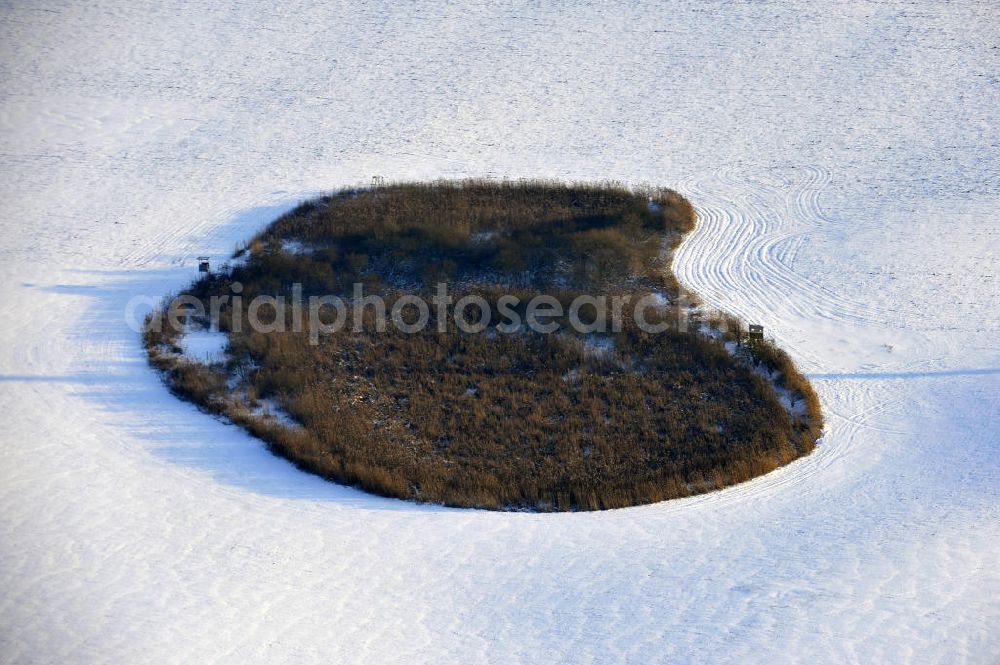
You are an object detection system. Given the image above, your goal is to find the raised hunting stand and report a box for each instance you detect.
[198,256,210,273]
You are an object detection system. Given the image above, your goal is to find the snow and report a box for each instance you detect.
[249,398,300,430]
[177,329,228,364]
[280,239,313,255]
[581,335,615,357]
[470,230,498,244]
[1,2,998,664]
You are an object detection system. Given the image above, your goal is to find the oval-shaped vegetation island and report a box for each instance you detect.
[145,180,822,510]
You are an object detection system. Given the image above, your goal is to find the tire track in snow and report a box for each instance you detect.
[657,167,888,510]
[673,166,884,329]
[117,207,222,269]
[652,381,901,514]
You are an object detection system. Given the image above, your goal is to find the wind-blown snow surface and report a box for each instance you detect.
[1,1,998,663]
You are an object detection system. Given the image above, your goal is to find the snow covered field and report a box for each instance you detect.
[1,1,997,663]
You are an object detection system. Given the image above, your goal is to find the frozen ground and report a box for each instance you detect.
[1,1,998,663]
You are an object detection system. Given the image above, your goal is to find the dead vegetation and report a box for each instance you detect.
[145,180,822,510]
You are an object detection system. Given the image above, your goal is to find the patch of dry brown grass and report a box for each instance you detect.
[145,180,821,510]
